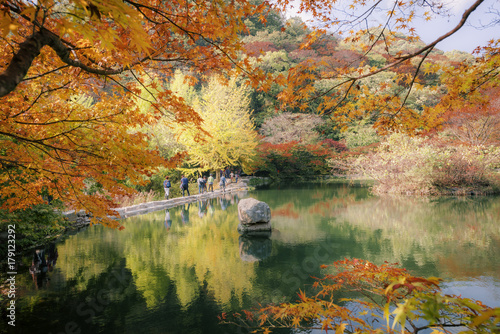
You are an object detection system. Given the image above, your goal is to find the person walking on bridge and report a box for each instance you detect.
[180,175,190,197]
[197,175,204,194]
[207,174,214,192]
[220,174,226,192]
[163,176,171,199]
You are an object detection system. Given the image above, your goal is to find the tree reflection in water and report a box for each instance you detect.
[8,184,500,334]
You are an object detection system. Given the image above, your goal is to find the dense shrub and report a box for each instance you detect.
[314,118,343,141]
[340,122,381,148]
[256,141,332,180]
[328,142,379,176]
[350,133,500,195]
[321,139,348,152]
[432,154,492,188]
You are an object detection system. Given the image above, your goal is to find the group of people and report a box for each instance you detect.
[163,169,241,199]
[196,174,215,194]
[220,168,240,183]
[162,175,193,198]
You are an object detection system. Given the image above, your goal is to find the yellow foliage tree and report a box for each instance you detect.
[173,74,259,176]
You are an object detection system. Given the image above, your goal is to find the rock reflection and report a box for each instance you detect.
[238,233,272,262]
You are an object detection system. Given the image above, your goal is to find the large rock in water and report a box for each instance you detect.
[237,198,271,233]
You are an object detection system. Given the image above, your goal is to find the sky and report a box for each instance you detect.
[284,0,500,54]
[416,0,499,53]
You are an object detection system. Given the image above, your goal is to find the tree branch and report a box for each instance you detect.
[0,30,45,98]
[319,0,486,114]
[0,29,125,98]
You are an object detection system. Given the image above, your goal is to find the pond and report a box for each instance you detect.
[4,182,500,334]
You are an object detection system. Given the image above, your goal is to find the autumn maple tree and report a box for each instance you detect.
[222,259,500,333]
[0,0,266,227]
[271,0,500,133]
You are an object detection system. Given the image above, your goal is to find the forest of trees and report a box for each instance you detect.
[1,0,499,332]
[0,0,499,227]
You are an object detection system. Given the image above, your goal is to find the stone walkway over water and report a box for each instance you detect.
[63,177,255,223]
[113,179,251,218]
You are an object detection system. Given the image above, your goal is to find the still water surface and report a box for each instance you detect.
[6,182,500,333]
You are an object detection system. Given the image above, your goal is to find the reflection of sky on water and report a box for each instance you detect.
[442,277,500,308]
